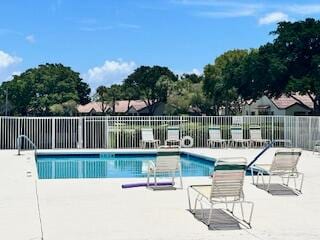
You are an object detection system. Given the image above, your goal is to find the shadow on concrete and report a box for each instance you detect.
[255,183,299,196]
[189,209,244,230]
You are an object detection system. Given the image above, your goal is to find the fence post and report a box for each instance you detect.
[52,118,55,149]
[309,117,312,150]
[295,117,299,148]
[105,116,109,148]
[78,117,83,149]
[117,116,119,149]
[271,116,274,141]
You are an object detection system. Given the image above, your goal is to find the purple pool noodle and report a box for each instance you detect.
[122,182,173,188]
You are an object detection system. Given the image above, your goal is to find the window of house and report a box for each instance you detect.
[251,112,255,115]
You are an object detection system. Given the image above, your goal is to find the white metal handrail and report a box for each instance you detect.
[17,135,37,155]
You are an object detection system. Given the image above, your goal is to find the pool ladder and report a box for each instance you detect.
[17,135,37,155]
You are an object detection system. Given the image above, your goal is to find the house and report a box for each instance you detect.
[77,100,165,116]
[242,94,313,116]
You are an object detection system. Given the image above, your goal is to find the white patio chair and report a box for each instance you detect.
[249,125,270,148]
[147,147,183,189]
[229,125,250,148]
[313,140,320,154]
[252,149,304,193]
[165,126,181,146]
[140,128,160,148]
[187,158,254,228]
[207,126,228,148]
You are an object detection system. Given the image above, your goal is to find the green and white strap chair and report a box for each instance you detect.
[187,158,254,228]
[252,149,304,193]
[165,126,181,146]
[140,128,160,149]
[249,125,270,148]
[229,125,250,148]
[207,126,228,148]
[147,147,183,189]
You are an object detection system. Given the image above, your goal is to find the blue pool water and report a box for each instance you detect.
[36,153,215,179]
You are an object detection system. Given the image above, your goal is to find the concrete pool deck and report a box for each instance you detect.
[1,148,320,240]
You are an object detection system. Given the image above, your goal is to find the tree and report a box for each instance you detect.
[0,63,90,116]
[124,66,178,114]
[107,84,122,114]
[244,18,320,114]
[96,86,110,114]
[203,49,249,115]
[95,84,123,115]
[166,75,210,115]
[180,73,202,83]
[121,82,141,111]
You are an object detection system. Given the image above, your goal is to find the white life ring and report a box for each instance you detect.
[181,136,194,148]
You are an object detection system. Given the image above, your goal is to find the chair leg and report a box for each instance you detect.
[187,186,192,211]
[267,175,272,192]
[299,173,304,192]
[154,172,157,186]
[207,204,214,226]
[147,171,150,187]
[179,166,183,189]
[246,201,254,227]
[171,171,175,186]
[240,202,245,221]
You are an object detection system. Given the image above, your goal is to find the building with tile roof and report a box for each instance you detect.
[242,94,313,116]
[77,100,164,116]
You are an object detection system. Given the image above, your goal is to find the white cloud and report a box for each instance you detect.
[25,34,36,43]
[191,68,202,75]
[0,50,22,69]
[288,4,320,15]
[83,59,136,90]
[175,1,320,25]
[258,12,289,25]
[195,9,256,18]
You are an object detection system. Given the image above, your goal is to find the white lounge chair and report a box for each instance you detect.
[313,140,320,154]
[249,125,270,148]
[187,158,254,228]
[147,147,183,189]
[140,128,160,148]
[207,126,227,148]
[252,149,304,193]
[229,125,250,148]
[165,126,181,146]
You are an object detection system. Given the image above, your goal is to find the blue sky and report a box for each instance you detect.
[1,0,320,92]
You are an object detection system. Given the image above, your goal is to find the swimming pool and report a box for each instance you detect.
[36,153,215,179]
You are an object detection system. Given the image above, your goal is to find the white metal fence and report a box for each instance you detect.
[1,116,320,150]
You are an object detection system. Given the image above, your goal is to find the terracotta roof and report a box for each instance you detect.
[77,100,149,113]
[271,94,313,109]
[77,102,104,113]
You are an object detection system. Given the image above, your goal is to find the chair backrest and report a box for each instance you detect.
[141,128,155,141]
[209,126,222,140]
[210,158,247,200]
[230,125,243,140]
[249,125,262,140]
[167,126,180,140]
[155,148,181,171]
[270,149,302,172]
